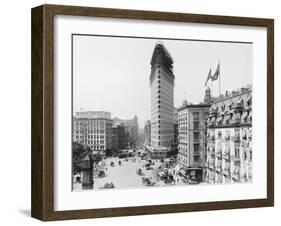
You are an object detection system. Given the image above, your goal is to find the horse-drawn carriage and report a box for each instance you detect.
[142,177,156,186]
[98,170,106,178]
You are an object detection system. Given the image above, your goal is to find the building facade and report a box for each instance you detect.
[113,116,138,146]
[144,120,151,146]
[177,103,210,181]
[112,123,127,150]
[149,42,175,158]
[73,111,113,151]
[206,87,252,184]
[172,108,179,150]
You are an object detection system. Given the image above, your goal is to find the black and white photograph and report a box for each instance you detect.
[72,34,253,191]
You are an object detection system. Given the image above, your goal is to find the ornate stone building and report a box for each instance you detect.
[206,87,252,184]
[149,42,175,158]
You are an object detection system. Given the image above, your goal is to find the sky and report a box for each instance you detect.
[73,35,252,128]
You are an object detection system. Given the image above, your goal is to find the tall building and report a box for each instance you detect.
[206,87,252,184]
[73,111,113,151]
[144,120,151,146]
[137,127,145,145]
[149,42,175,158]
[112,123,127,150]
[172,108,179,151]
[177,101,210,182]
[113,116,138,146]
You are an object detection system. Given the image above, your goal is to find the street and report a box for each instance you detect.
[73,150,187,191]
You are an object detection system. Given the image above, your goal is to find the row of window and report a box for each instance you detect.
[74,135,105,139]
[179,122,202,131]
[208,146,252,162]
[74,130,106,134]
[178,112,209,121]
[85,140,105,144]
[90,145,105,150]
[179,144,202,153]
[74,121,107,126]
[178,155,201,166]
[74,126,106,130]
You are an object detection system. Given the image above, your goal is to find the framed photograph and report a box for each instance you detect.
[31,4,274,221]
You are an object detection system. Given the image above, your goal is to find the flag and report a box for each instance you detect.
[212,63,220,81]
[205,68,212,86]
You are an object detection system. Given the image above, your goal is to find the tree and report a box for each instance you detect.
[104,148,113,157]
[167,147,179,157]
[72,142,91,174]
[91,152,102,164]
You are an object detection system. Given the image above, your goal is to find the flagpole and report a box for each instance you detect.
[219,69,221,95]
[211,80,213,96]
[218,59,221,96]
[210,65,213,96]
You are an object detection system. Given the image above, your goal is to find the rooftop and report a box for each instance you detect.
[178,103,211,112]
[150,42,174,74]
[212,85,252,104]
[74,111,112,119]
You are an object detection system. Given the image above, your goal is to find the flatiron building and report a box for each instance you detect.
[149,42,175,158]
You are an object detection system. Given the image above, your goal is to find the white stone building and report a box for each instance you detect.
[177,102,210,181]
[73,111,113,151]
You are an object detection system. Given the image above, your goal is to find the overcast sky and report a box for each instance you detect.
[73,35,252,128]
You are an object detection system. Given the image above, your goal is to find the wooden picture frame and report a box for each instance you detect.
[31,4,274,221]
